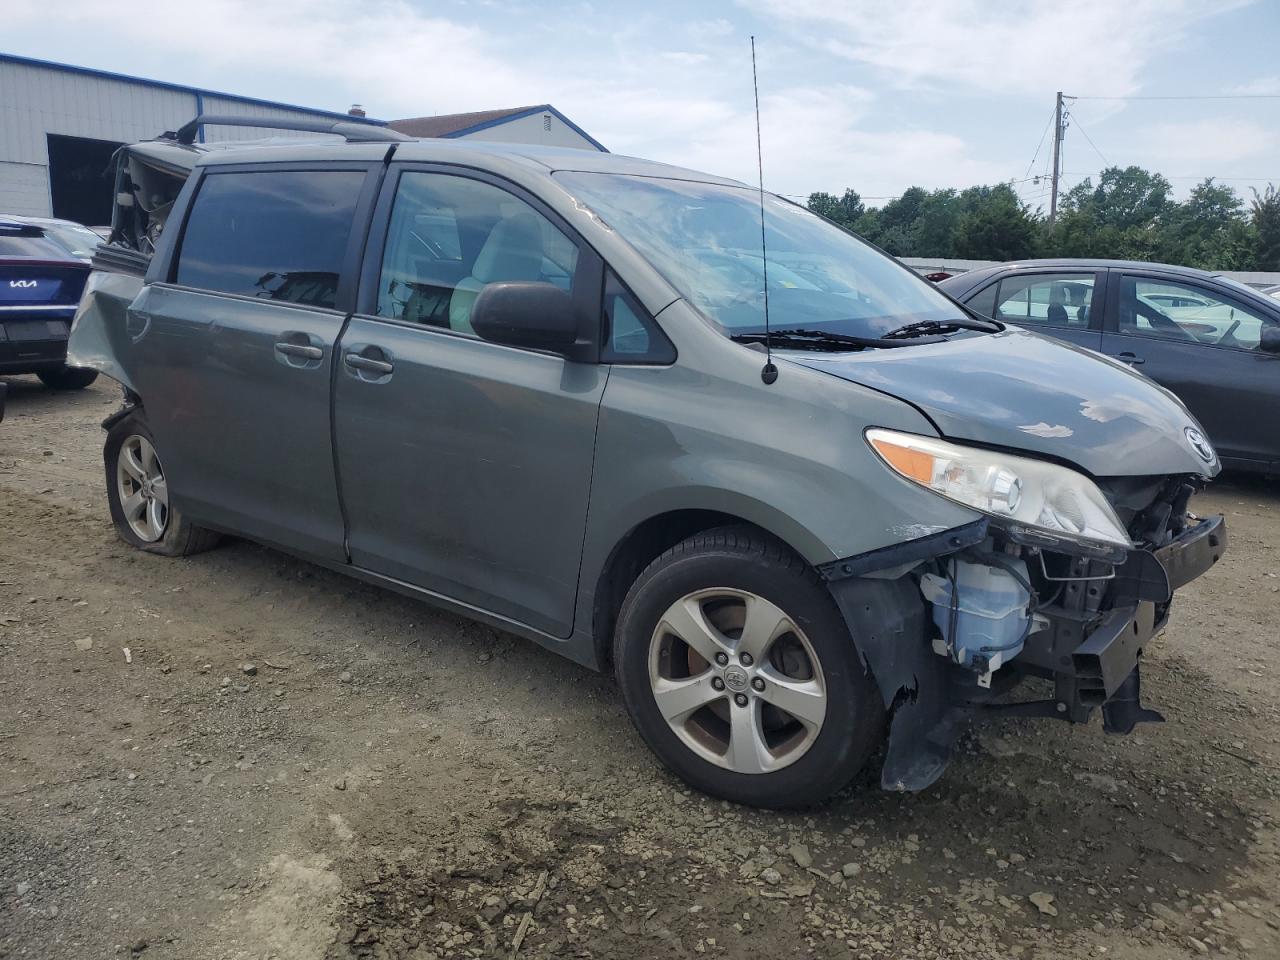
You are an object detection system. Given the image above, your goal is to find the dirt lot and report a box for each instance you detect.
[1,376,1278,960]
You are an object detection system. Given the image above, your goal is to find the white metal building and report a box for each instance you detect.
[0,53,396,225]
[0,54,606,227]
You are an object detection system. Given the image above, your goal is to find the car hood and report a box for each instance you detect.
[787,327,1220,478]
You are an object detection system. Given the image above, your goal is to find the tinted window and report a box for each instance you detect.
[965,282,998,320]
[176,170,364,309]
[602,271,674,364]
[377,172,579,337]
[1119,276,1274,352]
[994,273,1094,328]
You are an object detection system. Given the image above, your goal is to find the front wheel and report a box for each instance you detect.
[614,527,884,808]
[104,412,220,557]
[38,365,98,390]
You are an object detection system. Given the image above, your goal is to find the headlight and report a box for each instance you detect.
[866,428,1132,550]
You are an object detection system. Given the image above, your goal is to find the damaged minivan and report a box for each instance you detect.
[71,117,1226,807]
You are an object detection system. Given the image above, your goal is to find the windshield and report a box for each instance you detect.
[555,172,964,339]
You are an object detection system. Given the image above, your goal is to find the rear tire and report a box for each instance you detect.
[38,366,98,390]
[104,411,220,557]
[614,526,884,808]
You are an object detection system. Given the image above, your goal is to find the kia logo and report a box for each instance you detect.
[9,280,37,288]
[1185,427,1216,465]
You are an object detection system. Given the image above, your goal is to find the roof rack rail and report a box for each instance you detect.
[164,114,410,146]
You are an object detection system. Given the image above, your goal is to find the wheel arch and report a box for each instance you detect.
[589,505,824,671]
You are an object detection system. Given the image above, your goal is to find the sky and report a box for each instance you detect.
[5,0,1279,210]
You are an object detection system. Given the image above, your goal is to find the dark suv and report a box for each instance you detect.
[69,118,1226,807]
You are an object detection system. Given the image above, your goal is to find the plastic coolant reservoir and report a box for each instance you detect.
[920,559,1032,674]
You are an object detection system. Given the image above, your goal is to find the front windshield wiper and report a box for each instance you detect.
[730,327,947,351]
[880,316,1002,339]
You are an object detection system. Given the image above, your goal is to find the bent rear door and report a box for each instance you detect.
[332,165,606,636]
[135,163,379,558]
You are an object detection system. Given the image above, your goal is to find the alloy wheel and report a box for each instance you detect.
[116,435,169,543]
[648,588,827,774]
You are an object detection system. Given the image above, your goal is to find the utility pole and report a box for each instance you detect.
[1048,91,1064,229]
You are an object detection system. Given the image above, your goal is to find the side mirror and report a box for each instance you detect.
[470,281,578,354]
[1261,326,1280,354]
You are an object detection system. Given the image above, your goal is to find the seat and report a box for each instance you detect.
[448,213,544,335]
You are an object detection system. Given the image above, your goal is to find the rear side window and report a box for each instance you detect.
[964,282,998,320]
[993,272,1095,328]
[175,169,364,309]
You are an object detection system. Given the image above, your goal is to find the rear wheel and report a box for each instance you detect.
[104,412,220,557]
[614,527,884,808]
[38,366,98,390]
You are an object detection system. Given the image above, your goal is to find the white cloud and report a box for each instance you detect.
[741,0,1247,99]
[1130,118,1277,168]
[7,0,1252,204]
[1230,75,1280,95]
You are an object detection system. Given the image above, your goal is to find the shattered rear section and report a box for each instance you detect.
[66,269,144,393]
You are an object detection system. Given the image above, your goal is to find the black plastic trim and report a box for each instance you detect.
[817,518,989,581]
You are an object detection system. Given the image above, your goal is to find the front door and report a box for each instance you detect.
[333,168,606,636]
[135,166,372,559]
[1101,272,1280,468]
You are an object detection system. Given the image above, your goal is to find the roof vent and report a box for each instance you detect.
[348,104,367,118]
[543,113,552,132]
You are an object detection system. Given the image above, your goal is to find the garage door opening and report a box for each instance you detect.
[46,133,123,228]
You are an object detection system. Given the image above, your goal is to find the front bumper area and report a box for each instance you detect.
[828,513,1227,792]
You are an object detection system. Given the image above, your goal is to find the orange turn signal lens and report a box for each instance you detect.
[869,436,935,484]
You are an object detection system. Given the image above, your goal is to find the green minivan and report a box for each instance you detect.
[70,117,1225,807]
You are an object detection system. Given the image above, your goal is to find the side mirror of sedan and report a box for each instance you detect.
[470,281,579,355]
[1260,326,1280,354]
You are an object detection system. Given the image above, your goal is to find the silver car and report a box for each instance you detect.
[70,118,1226,807]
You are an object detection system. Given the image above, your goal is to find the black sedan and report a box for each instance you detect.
[0,217,98,390]
[939,259,1280,474]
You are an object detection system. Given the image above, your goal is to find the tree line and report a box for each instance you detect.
[806,167,1280,271]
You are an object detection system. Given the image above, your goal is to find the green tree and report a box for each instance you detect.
[1051,166,1174,261]
[1252,184,1280,270]
[953,185,1038,261]
[806,188,865,230]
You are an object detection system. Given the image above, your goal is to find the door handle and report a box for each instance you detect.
[1110,352,1145,366]
[344,352,394,375]
[275,342,324,360]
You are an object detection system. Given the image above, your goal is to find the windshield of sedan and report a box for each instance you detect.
[554,172,966,340]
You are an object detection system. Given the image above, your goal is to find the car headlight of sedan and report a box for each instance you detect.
[866,428,1132,551]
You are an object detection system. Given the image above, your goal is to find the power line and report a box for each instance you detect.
[1067,112,1109,167]
[1023,106,1056,181]
[1073,93,1280,101]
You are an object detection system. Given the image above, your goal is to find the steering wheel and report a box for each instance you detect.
[1135,302,1195,341]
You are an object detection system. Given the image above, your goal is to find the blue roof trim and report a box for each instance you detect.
[0,52,387,126]
[443,104,608,152]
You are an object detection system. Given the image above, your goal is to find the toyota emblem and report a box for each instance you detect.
[1184,427,1215,464]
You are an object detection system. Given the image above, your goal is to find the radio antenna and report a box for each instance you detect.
[750,36,778,385]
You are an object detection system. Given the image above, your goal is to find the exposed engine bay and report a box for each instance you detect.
[824,475,1226,791]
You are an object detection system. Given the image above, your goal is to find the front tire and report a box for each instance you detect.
[614,527,884,808]
[38,366,98,390]
[104,412,220,557]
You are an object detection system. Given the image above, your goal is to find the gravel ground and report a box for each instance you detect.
[1,375,1278,960]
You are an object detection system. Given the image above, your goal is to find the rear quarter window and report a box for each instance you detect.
[174,169,365,309]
